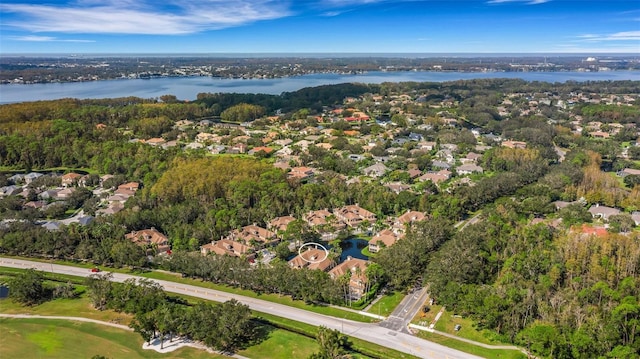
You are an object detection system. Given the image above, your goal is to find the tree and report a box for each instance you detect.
[308,326,351,359]
[85,272,113,310]
[8,269,48,305]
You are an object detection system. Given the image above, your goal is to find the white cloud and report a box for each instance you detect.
[8,35,95,42]
[0,0,290,35]
[577,30,640,42]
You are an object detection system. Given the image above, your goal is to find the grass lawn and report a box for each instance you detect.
[417,308,513,347]
[366,291,404,316]
[239,325,319,359]
[0,296,132,325]
[416,330,527,359]
[0,318,225,359]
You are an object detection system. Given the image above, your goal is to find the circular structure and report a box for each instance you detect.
[297,242,330,264]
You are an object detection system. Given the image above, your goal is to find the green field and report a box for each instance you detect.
[416,331,527,359]
[0,318,225,359]
[239,325,319,359]
[366,291,404,317]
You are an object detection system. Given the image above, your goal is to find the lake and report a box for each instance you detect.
[1,70,640,104]
[339,238,369,262]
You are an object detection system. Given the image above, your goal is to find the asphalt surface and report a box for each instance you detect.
[0,258,482,359]
[380,287,430,333]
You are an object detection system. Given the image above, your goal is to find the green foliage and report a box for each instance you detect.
[220,103,265,123]
[308,326,351,359]
[8,269,48,305]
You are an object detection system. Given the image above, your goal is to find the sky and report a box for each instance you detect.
[1,0,639,54]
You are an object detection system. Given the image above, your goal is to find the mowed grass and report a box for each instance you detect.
[434,312,512,346]
[0,296,132,324]
[366,291,404,316]
[0,318,225,359]
[416,331,527,359]
[239,325,319,359]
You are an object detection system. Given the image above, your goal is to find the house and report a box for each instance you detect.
[456,164,484,175]
[42,221,62,231]
[118,182,140,192]
[61,172,83,187]
[588,204,621,221]
[502,140,527,149]
[56,187,75,199]
[268,215,296,233]
[227,224,277,245]
[0,185,22,197]
[368,229,400,253]
[333,204,376,228]
[288,166,316,182]
[125,228,170,255]
[304,209,334,227]
[384,182,412,194]
[145,137,166,146]
[417,171,450,184]
[24,172,44,184]
[363,163,389,178]
[288,247,334,271]
[394,210,426,233]
[200,239,254,259]
[249,146,274,155]
[329,257,370,300]
[618,168,640,177]
[462,152,482,164]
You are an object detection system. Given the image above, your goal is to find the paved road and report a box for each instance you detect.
[380,287,430,333]
[0,258,482,359]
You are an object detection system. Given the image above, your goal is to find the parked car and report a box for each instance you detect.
[90,267,100,273]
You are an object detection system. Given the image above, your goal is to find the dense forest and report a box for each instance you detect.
[1,79,639,358]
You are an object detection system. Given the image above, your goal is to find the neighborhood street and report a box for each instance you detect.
[0,258,482,359]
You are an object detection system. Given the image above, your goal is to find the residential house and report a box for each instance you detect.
[588,204,621,221]
[368,229,400,253]
[393,210,426,234]
[56,187,75,200]
[24,172,44,184]
[200,239,254,259]
[0,185,22,197]
[228,224,277,245]
[125,228,170,255]
[288,247,334,271]
[304,209,334,227]
[329,257,370,300]
[456,164,484,175]
[288,166,316,182]
[333,204,376,228]
[363,163,388,178]
[145,138,166,147]
[61,172,82,187]
[618,168,640,177]
[268,215,296,233]
[417,170,451,184]
[118,182,140,192]
[502,140,527,149]
[384,182,412,194]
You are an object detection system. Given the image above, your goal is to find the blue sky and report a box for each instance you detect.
[1,0,638,54]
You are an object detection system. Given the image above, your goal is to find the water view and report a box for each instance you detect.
[2,70,640,104]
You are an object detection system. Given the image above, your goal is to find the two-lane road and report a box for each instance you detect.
[0,258,481,359]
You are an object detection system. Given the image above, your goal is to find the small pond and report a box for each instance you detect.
[338,238,369,262]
